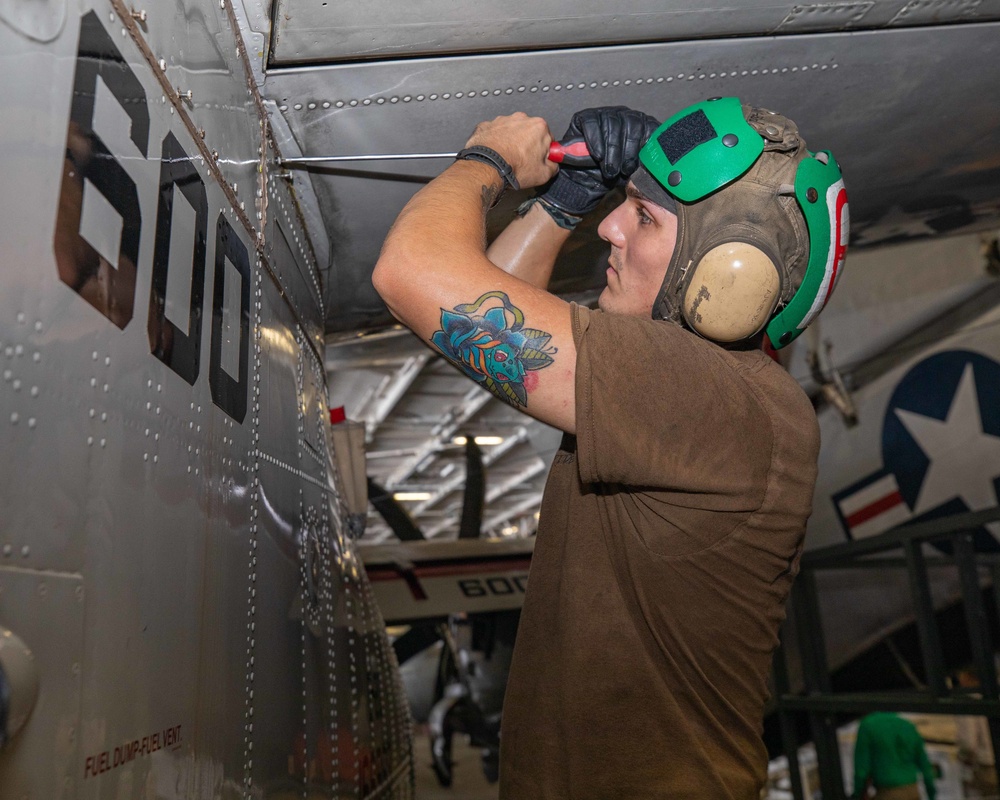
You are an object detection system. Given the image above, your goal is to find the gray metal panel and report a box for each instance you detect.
[270,215,325,345]
[268,0,1000,63]
[299,485,334,792]
[128,0,331,353]
[265,131,326,348]
[301,341,328,480]
[136,0,262,238]
[0,0,99,575]
[332,554,412,795]
[268,0,790,62]
[887,0,996,25]
[186,264,257,798]
[244,477,303,790]
[266,102,332,274]
[77,414,210,797]
[259,277,304,481]
[264,23,1000,332]
[188,468,255,798]
[774,2,876,32]
[225,0,335,321]
[0,0,67,42]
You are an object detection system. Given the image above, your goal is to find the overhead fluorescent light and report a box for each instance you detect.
[452,435,504,446]
[392,491,432,501]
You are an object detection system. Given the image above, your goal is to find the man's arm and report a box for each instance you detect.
[485,202,570,289]
[372,114,581,434]
[373,108,659,434]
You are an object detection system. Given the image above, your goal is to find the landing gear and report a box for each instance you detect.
[428,682,502,785]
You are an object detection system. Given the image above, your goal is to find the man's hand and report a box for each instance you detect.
[464,113,558,190]
[541,106,660,216]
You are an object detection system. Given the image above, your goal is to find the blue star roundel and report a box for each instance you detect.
[884,351,1000,514]
[833,350,1000,549]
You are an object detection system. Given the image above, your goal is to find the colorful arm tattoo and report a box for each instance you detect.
[431,291,557,408]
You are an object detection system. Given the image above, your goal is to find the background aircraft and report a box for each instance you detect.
[3,0,1000,798]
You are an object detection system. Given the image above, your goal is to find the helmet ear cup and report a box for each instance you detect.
[681,242,781,342]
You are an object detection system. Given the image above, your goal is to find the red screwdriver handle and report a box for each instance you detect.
[548,139,596,168]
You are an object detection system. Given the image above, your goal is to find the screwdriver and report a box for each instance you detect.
[278,140,596,169]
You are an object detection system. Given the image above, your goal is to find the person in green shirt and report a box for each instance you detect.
[853,712,937,800]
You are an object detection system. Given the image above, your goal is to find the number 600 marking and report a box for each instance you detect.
[54,11,250,423]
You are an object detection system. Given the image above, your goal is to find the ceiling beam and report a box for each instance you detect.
[361,352,431,442]
[409,426,529,514]
[422,458,547,538]
[485,460,547,505]
[384,385,492,487]
[480,492,545,536]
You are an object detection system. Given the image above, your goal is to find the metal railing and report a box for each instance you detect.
[774,507,1000,800]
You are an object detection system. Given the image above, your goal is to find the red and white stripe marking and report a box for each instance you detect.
[838,473,912,539]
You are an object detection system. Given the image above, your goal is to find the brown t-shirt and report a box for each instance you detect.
[499,305,820,799]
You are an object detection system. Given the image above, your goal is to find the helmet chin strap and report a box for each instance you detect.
[653,262,685,325]
[651,216,689,325]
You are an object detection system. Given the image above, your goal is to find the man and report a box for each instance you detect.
[373,99,848,797]
[853,712,937,800]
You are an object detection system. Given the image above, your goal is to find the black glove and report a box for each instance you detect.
[540,107,660,218]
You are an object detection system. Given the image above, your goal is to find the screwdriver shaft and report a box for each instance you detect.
[279,153,457,166]
[278,142,593,169]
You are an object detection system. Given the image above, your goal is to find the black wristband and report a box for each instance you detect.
[455,146,521,193]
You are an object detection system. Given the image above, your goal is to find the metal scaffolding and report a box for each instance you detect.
[774,506,1000,800]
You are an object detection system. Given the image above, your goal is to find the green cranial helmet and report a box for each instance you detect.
[633,97,849,349]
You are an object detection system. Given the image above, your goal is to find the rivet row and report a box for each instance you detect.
[278,63,839,112]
